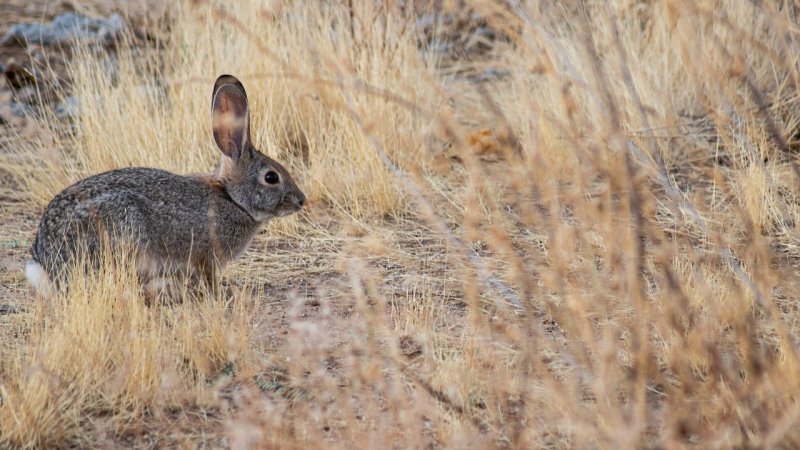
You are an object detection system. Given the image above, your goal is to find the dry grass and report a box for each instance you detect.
[3,0,800,448]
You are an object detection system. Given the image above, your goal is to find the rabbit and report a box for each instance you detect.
[26,74,306,297]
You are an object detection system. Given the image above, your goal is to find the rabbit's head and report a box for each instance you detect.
[211,75,306,222]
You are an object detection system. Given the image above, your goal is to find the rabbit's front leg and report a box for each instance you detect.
[137,254,187,302]
[193,258,240,300]
[141,276,179,303]
[192,257,226,296]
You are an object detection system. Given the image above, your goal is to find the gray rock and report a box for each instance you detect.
[14,86,37,103]
[466,68,509,83]
[10,101,34,117]
[55,95,79,119]
[1,12,124,47]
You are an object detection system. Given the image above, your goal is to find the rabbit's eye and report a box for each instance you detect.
[264,171,280,185]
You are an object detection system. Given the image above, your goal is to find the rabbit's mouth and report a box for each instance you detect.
[277,204,302,216]
[277,194,305,216]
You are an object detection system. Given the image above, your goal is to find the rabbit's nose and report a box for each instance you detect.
[288,192,305,209]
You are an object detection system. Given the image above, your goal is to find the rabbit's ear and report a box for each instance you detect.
[212,75,250,160]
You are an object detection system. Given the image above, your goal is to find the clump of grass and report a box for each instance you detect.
[0,246,257,448]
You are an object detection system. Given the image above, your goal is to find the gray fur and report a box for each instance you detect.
[29,75,305,292]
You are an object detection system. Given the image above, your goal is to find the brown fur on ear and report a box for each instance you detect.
[212,75,250,160]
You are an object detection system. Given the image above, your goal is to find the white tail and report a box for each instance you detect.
[26,260,54,297]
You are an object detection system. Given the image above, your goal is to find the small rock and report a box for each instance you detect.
[55,96,79,119]
[1,12,124,47]
[10,101,34,117]
[14,86,37,104]
[399,335,424,359]
[466,67,509,83]
[0,100,33,124]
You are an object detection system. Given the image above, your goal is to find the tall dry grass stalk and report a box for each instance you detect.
[3,0,800,448]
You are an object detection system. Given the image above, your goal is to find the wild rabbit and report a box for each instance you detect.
[26,74,306,297]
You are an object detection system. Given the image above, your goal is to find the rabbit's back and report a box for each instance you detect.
[32,167,257,282]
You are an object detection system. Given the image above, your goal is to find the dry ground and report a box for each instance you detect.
[3,0,800,449]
